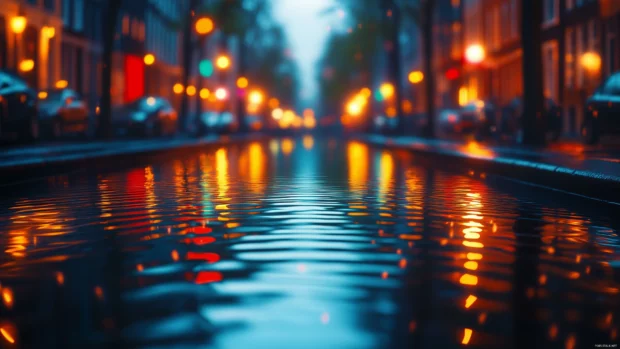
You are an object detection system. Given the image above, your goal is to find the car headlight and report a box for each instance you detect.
[131,111,147,122]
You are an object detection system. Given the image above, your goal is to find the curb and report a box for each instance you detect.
[358,134,620,205]
[0,134,265,181]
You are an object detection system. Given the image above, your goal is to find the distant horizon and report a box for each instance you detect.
[273,0,335,111]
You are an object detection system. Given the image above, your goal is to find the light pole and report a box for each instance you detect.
[144,53,155,95]
[10,14,27,72]
[195,16,214,123]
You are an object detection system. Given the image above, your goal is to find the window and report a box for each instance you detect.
[576,24,584,88]
[543,42,558,101]
[122,16,130,35]
[73,0,84,31]
[62,0,72,26]
[543,0,558,26]
[510,0,518,39]
[566,0,575,10]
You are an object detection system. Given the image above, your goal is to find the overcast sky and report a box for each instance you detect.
[273,0,335,107]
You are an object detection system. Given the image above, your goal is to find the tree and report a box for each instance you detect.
[401,0,436,138]
[97,0,123,139]
[178,0,200,133]
[520,0,545,145]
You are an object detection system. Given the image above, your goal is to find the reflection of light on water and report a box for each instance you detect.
[269,139,279,155]
[467,252,483,260]
[460,274,478,285]
[321,312,330,324]
[216,148,229,199]
[347,142,368,191]
[464,261,478,270]
[56,272,65,285]
[248,142,265,195]
[465,295,477,308]
[2,288,13,308]
[195,271,222,284]
[303,135,314,150]
[461,141,495,159]
[378,152,394,202]
[462,328,473,344]
[281,138,295,155]
[0,327,15,344]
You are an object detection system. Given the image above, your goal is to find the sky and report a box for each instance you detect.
[273,0,335,107]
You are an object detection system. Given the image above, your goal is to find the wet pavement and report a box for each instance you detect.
[0,136,618,348]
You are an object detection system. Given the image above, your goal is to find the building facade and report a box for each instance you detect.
[459,0,612,138]
[0,0,63,89]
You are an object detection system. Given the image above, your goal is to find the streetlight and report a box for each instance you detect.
[236,77,249,89]
[55,80,68,89]
[186,85,196,96]
[173,83,184,94]
[408,71,424,84]
[10,15,27,70]
[215,87,228,100]
[216,55,231,70]
[465,44,486,64]
[19,59,34,72]
[379,83,395,100]
[248,90,264,105]
[143,53,155,65]
[195,17,214,35]
[581,52,602,74]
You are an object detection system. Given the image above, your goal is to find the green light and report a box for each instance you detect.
[374,90,383,102]
[199,59,214,77]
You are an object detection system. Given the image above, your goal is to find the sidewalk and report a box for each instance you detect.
[359,134,620,205]
[0,134,262,177]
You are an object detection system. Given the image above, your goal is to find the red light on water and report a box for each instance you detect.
[186,252,220,263]
[189,227,212,234]
[195,271,222,284]
[184,236,215,245]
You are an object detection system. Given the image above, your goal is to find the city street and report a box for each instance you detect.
[0,136,618,348]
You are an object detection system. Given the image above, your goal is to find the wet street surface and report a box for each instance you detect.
[0,136,618,349]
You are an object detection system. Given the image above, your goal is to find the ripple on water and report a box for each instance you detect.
[0,138,618,349]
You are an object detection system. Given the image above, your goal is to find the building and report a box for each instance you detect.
[145,0,183,100]
[0,0,63,89]
[433,0,464,110]
[460,0,611,138]
[61,0,104,111]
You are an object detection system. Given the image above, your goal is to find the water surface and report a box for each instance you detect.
[0,136,618,348]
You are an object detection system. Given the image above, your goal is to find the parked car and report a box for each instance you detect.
[372,114,398,133]
[582,72,620,144]
[436,108,463,136]
[113,96,177,137]
[503,97,562,142]
[195,111,236,135]
[38,88,89,138]
[459,100,498,139]
[0,70,39,142]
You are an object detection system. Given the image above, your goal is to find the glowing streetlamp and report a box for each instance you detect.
[215,87,228,100]
[143,53,155,65]
[195,17,214,35]
[10,16,26,34]
[173,83,184,94]
[236,77,248,89]
[581,52,602,74]
[42,26,55,39]
[272,108,283,120]
[346,100,362,116]
[186,85,196,96]
[55,80,68,89]
[248,90,264,105]
[465,44,486,64]
[199,88,210,100]
[408,71,424,84]
[379,83,395,100]
[216,55,231,70]
[10,15,27,70]
[19,59,34,72]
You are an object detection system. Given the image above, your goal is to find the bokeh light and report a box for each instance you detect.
[195,17,214,35]
[199,59,214,77]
